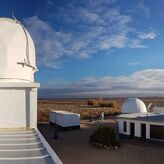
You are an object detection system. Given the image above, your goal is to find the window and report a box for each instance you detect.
[150,125,164,140]
[123,121,127,132]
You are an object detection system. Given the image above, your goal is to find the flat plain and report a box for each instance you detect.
[37,97,163,123]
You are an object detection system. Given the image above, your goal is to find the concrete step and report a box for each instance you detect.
[0,149,48,158]
[0,138,41,144]
[0,143,44,150]
[0,129,57,164]
[0,156,55,164]
[0,130,36,134]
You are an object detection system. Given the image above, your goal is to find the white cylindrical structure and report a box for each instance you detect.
[121,98,147,113]
[0,17,39,128]
[0,17,37,82]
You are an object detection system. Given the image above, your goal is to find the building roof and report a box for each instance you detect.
[118,113,164,123]
[121,98,147,114]
[50,110,80,116]
[0,17,37,82]
[0,129,60,164]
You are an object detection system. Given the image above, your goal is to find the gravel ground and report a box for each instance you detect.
[38,120,164,164]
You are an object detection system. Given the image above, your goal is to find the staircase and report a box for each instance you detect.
[0,129,58,164]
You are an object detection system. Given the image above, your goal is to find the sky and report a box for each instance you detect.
[1,0,164,98]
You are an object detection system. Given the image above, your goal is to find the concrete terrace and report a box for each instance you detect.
[38,120,164,164]
[0,129,55,164]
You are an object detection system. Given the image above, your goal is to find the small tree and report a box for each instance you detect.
[90,126,120,148]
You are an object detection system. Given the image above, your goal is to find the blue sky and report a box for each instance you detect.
[1,0,164,98]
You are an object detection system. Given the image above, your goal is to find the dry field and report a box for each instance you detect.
[37,97,164,123]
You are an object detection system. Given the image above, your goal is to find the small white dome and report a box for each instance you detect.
[0,17,37,82]
[121,98,147,113]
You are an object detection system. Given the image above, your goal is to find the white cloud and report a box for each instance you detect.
[128,62,140,66]
[39,69,164,98]
[24,1,157,68]
[137,0,151,18]
[128,0,151,18]
[127,39,146,48]
[138,32,157,40]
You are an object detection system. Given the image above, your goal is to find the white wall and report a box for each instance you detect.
[118,118,164,140]
[118,119,130,135]
[49,111,80,127]
[56,114,80,127]
[146,124,150,139]
[0,89,26,127]
[134,122,141,137]
[0,83,38,128]
[29,88,38,128]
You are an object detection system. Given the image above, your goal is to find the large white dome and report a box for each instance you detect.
[121,98,147,113]
[0,17,37,82]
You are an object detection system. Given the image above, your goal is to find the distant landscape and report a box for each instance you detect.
[37,97,164,123]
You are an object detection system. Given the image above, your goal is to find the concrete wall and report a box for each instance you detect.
[118,118,164,140]
[0,83,38,128]
[118,119,130,135]
[134,122,141,137]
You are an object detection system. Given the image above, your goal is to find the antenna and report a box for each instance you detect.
[11,10,17,22]
[147,103,152,112]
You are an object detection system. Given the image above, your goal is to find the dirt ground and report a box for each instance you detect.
[38,119,164,164]
[37,99,121,123]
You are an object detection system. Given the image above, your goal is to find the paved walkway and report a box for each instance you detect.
[38,120,164,164]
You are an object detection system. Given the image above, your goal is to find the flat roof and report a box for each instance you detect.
[118,113,164,123]
[50,110,80,116]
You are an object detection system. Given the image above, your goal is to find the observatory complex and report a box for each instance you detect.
[0,17,62,163]
[118,98,164,142]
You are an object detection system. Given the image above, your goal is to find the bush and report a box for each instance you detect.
[87,99,99,106]
[90,126,120,147]
[99,101,118,107]
[87,99,118,108]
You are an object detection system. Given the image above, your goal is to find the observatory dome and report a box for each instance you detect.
[0,17,37,82]
[121,98,147,113]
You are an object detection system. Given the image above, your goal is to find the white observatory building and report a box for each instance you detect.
[121,98,147,114]
[118,98,164,142]
[0,17,62,164]
[0,17,38,128]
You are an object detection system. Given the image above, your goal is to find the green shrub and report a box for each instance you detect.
[90,126,120,147]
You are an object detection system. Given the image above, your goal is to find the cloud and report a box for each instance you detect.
[39,69,164,98]
[128,62,141,66]
[138,32,157,39]
[136,0,151,18]
[128,0,151,18]
[24,0,156,68]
